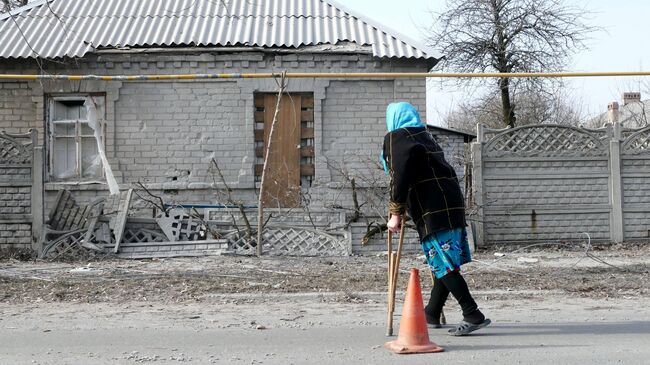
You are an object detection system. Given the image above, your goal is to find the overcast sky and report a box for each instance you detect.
[342,0,650,126]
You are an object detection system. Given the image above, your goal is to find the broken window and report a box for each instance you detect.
[254,93,315,208]
[47,95,105,181]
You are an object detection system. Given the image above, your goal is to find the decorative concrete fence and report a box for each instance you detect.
[471,122,650,245]
[0,130,43,252]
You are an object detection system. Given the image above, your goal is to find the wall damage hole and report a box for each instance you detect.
[531,209,537,231]
[167,170,191,182]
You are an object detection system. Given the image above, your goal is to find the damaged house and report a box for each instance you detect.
[0,0,459,257]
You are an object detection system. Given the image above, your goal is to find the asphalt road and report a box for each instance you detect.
[1,293,649,364]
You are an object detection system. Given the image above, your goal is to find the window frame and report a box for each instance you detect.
[46,94,106,182]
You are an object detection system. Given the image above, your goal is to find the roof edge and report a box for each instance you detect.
[91,43,374,56]
[324,0,441,61]
[427,124,477,138]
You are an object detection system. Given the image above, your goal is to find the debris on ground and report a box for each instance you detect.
[1,244,648,304]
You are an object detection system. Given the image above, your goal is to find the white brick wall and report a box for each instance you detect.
[115,81,246,184]
[0,82,37,134]
[0,51,437,252]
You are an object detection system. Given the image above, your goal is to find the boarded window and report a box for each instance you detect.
[47,95,105,181]
[254,93,315,208]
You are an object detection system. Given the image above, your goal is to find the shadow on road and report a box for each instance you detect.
[474,321,650,336]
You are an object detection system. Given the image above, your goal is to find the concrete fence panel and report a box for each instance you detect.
[0,129,43,252]
[473,124,619,245]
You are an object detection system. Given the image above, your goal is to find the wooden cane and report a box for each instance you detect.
[387,222,406,336]
[428,269,446,325]
[386,228,394,336]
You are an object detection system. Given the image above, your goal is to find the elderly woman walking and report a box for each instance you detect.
[381,102,490,336]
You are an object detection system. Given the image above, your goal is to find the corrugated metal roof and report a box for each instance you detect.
[0,0,438,60]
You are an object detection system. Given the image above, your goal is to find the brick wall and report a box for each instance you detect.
[0,51,439,254]
[0,82,37,135]
[0,223,31,247]
[322,80,394,185]
[115,81,246,184]
[0,187,31,215]
[429,129,467,181]
[1,52,431,213]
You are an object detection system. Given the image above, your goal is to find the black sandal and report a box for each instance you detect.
[448,318,491,336]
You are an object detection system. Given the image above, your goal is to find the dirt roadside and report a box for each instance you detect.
[1,243,648,305]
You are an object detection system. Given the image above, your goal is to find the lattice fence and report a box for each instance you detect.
[225,226,349,256]
[0,132,32,164]
[484,125,608,158]
[0,130,42,251]
[474,124,614,245]
[622,126,650,155]
[206,208,350,256]
[474,122,650,244]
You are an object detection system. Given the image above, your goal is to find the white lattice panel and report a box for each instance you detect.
[485,125,607,157]
[226,226,349,256]
[0,132,31,165]
[622,126,650,155]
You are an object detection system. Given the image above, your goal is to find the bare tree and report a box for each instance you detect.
[446,88,587,132]
[0,0,28,13]
[428,0,596,128]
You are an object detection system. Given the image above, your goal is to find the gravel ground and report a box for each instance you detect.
[1,242,648,304]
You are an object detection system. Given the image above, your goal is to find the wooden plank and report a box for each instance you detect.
[301,146,314,157]
[254,94,265,108]
[258,162,315,177]
[82,202,104,251]
[301,110,314,122]
[254,129,264,141]
[254,111,265,123]
[55,195,75,230]
[113,188,134,253]
[49,190,67,224]
[300,164,315,176]
[301,127,314,139]
[62,204,79,231]
[302,96,314,108]
[262,94,302,208]
[257,145,313,159]
[71,204,88,230]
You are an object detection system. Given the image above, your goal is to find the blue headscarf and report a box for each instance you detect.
[381,102,425,174]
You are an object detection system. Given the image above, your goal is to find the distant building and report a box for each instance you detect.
[590,92,649,128]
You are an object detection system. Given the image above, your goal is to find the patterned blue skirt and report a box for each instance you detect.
[422,227,472,279]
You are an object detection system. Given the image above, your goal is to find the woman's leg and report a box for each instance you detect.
[439,270,485,324]
[425,275,450,326]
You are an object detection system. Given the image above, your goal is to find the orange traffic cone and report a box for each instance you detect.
[385,268,444,354]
